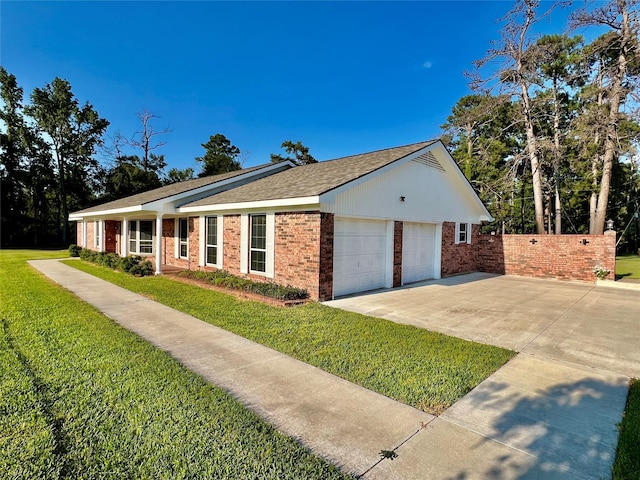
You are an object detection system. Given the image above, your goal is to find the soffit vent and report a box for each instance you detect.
[412,151,445,172]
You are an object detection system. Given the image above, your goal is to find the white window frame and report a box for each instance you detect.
[249,214,267,274]
[455,222,472,245]
[94,221,102,250]
[129,220,154,255]
[178,217,189,259]
[240,213,273,277]
[204,215,223,268]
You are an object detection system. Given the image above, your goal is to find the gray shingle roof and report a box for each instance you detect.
[184,140,437,207]
[71,164,272,215]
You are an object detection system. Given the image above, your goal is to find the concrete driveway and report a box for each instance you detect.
[326,273,639,479]
[325,273,640,378]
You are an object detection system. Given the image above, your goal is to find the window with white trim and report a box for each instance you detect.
[179,218,189,258]
[94,221,101,250]
[249,214,267,273]
[205,216,218,265]
[455,222,471,244]
[129,220,154,254]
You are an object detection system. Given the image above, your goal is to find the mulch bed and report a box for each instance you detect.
[165,273,311,307]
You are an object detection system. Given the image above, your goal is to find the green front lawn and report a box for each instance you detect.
[65,259,515,414]
[616,254,640,279]
[613,379,640,480]
[1,250,351,479]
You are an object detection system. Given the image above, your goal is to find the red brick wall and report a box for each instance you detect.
[273,211,322,299]
[318,213,334,301]
[76,223,83,247]
[393,221,403,287]
[441,222,480,277]
[223,215,242,276]
[162,218,175,265]
[86,222,96,250]
[162,217,201,269]
[477,232,617,282]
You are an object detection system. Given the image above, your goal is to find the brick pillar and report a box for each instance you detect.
[393,221,403,287]
[318,212,334,301]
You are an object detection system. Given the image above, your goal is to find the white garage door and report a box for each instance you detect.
[402,222,436,284]
[333,218,387,297]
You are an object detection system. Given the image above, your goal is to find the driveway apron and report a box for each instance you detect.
[326,273,639,479]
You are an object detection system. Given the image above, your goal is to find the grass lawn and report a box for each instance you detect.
[616,254,640,279]
[613,379,640,480]
[65,259,515,414]
[1,250,352,479]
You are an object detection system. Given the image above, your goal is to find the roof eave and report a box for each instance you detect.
[179,196,321,213]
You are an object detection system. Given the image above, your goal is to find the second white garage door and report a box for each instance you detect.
[333,218,387,297]
[402,222,436,284]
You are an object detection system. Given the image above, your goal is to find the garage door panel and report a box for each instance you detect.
[334,219,387,297]
[402,223,436,285]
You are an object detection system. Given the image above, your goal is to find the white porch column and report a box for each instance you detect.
[82,220,87,248]
[121,217,128,257]
[155,214,163,275]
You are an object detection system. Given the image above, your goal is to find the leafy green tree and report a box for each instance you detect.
[270,140,317,166]
[196,134,241,177]
[25,77,109,245]
[525,34,584,233]
[0,67,30,246]
[164,167,195,185]
[570,0,640,233]
[103,156,162,201]
[470,0,564,233]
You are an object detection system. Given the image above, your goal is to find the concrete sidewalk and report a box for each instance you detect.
[30,260,631,479]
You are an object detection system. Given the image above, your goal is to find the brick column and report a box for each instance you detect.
[393,221,403,287]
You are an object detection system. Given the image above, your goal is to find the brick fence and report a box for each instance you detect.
[475,231,617,283]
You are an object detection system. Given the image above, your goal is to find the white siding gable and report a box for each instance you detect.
[323,148,489,224]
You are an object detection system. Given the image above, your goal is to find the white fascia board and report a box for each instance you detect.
[320,142,443,205]
[146,161,296,213]
[69,205,145,221]
[69,162,296,221]
[179,196,320,214]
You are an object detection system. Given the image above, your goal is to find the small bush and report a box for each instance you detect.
[80,249,153,277]
[79,248,97,262]
[68,244,81,257]
[178,269,309,301]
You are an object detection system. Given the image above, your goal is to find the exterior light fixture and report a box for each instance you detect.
[400,196,406,202]
[606,219,614,231]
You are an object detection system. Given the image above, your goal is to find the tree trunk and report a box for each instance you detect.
[591,1,632,234]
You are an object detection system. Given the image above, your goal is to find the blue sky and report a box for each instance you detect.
[2,1,592,172]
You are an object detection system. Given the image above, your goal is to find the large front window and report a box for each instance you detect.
[179,218,188,258]
[250,214,266,273]
[129,220,153,254]
[205,216,218,265]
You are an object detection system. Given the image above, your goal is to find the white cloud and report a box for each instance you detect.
[423,61,433,69]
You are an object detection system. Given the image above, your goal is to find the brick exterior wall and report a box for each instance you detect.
[440,222,481,277]
[223,215,242,276]
[160,211,334,301]
[477,232,617,282]
[162,218,175,265]
[318,213,334,301]
[273,212,322,299]
[76,223,83,247]
[393,221,403,287]
[161,218,201,269]
[86,222,96,250]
